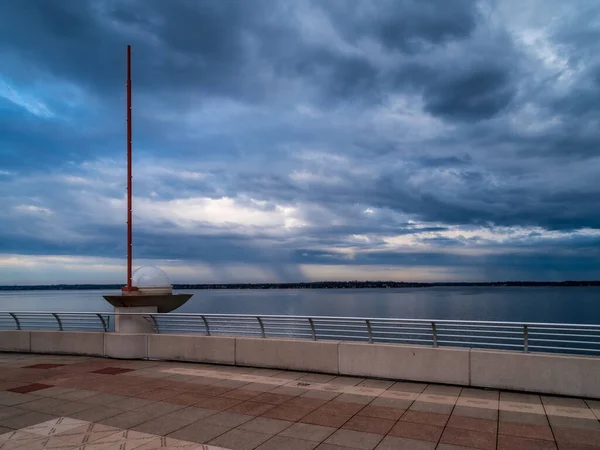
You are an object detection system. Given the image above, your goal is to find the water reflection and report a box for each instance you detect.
[0,286,599,324]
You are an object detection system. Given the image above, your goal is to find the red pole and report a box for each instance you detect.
[126,45,133,292]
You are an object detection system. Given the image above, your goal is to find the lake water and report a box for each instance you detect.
[1,286,599,324]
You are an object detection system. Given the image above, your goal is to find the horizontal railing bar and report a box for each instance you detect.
[5,311,600,329]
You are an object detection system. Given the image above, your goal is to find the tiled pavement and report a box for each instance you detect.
[0,354,599,449]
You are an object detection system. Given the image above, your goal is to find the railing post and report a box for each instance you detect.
[96,314,108,332]
[431,322,438,347]
[256,317,266,338]
[201,315,211,336]
[9,313,21,330]
[365,319,373,343]
[148,315,159,333]
[524,324,529,352]
[308,318,317,341]
[52,313,63,331]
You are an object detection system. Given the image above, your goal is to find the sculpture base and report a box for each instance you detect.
[114,306,156,333]
[103,293,192,313]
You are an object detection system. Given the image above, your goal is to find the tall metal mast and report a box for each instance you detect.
[125,44,133,292]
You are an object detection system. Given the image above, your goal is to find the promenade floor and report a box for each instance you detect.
[0,353,598,449]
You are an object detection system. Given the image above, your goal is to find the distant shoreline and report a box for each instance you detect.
[1,281,599,291]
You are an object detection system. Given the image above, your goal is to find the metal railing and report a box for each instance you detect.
[1,312,600,355]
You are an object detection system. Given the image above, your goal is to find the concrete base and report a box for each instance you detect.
[114,306,156,333]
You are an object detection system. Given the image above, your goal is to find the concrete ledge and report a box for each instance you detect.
[105,333,148,359]
[471,349,600,399]
[235,337,340,373]
[148,334,235,365]
[339,342,470,385]
[0,331,30,352]
[30,331,104,356]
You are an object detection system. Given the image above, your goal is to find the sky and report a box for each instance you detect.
[1,0,600,284]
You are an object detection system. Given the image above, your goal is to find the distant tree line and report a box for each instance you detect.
[1,280,599,291]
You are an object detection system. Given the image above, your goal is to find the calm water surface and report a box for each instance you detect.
[0,287,599,324]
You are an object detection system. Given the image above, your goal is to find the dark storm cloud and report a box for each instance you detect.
[1,0,600,281]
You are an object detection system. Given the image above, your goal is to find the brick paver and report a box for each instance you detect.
[0,353,599,449]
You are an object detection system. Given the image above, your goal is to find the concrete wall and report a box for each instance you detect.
[236,337,339,373]
[148,334,235,365]
[105,333,148,360]
[3,330,600,398]
[339,342,470,386]
[30,331,104,356]
[471,349,600,399]
[0,331,30,352]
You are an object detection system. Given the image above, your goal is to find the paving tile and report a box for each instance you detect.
[409,400,454,415]
[357,379,393,390]
[135,388,182,402]
[370,397,413,410]
[7,384,52,394]
[79,393,124,406]
[222,389,262,401]
[280,423,336,442]
[374,435,436,450]
[30,387,76,398]
[451,405,498,421]
[243,383,277,392]
[284,396,328,410]
[333,394,374,405]
[209,428,272,450]
[498,421,554,440]
[328,377,365,387]
[168,392,212,406]
[92,367,135,375]
[68,405,124,422]
[400,410,449,427]
[270,386,307,396]
[422,385,462,396]
[166,406,218,423]
[342,416,395,435]
[228,400,276,416]
[131,414,198,436]
[263,405,313,422]
[459,388,499,401]
[388,421,443,443]
[437,444,481,450]
[19,397,65,413]
[314,444,355,450]
[447,415,497,434]
[301,390,341,401]
[56,389,102,401]
[92,429,157,448]
[356,405,404,421]
[0,411,57,429]
[98,409,161,428]
[168,422,233,444]
[324,429,384,450]
[553,427,600,446]
[256,435,318,450]
[133,436,203,449]
[22,364,65,370]
[299,374,337,384]
[22,417,88,436]
[195,396,243,411]
[497,434,558,449]
[499,410,549,425]
[0,407,27,421]
[54,422,121,445]
[252,393,294,406]
[549,415,600,430]
[388,382,427,393]
[300,410,352,428]
[239,417,294,435]
[318,401,365,416]
[202,411,254,428]
[439,427,496,450]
